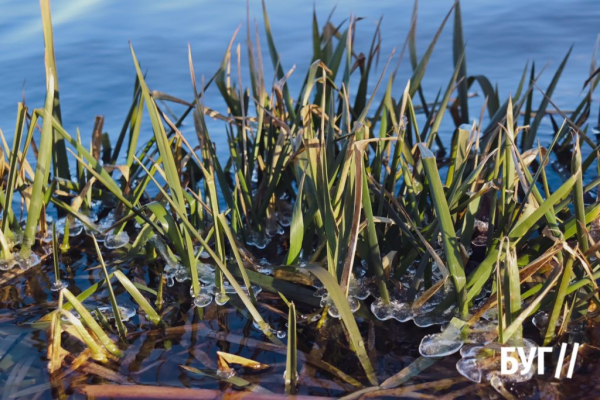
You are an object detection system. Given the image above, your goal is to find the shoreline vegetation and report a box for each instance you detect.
[1,0,600,398]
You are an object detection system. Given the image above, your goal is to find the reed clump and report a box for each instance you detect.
[1,0,599,398]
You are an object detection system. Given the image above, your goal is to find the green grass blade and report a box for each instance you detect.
[286,172,306,265]
[1,103,26,243]
[408,3,455,97]
[113,270,161,326]
[20,74,55,256]
[130,45,198,296]
[92,234,127,340]
[304,263,378,386]
[417,143,467,315]
[509,173,577,240]
[62,288,122,357]
[40,0,70,181]
[452,0,469,124]
[285,300,297,394]
[522,47,572,150]
[58,309,108,362]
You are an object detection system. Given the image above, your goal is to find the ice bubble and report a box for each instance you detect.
[283,370,299,385]
[56,217,83,237]
[175,267,191,283]
[197,263,216,285]
[51,280,69,292]
[413,313,452,328]
[216,369,236,379]
[0,255,17,271]
[276,330,287,339]
[419,334,464,357]
[459,345,485,358]
[277,208,293,227]
[265,221,284,238]
[481,307,498,321]
[370,298,413,322]
[17,253,41,270]
[328,304,340,319]
[246,231,269,249]
[474,219,489,232]
[455,338,537,385]
[466,320,497,344]
[95,305,136,322]
[457,358,483,383]
[256,259,274,275]
[349,277,372,300]
[104,231,130,250]
[532,311,552,332]
[348,296,360,313]
[215,292,230,306]
[193,292,213,308]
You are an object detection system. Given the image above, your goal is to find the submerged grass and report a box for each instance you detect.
[1,0,600,398]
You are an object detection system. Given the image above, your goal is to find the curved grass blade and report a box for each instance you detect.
[59,309,108,362]
[304,263,377,386]
[62,289,122,357]
[113,270,161,326]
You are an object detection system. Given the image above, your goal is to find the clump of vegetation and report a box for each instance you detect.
[1,0,600,398]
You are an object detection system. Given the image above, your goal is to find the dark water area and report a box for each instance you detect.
[1,1,600,398]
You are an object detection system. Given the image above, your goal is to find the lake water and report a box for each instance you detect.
[1,0,599,157]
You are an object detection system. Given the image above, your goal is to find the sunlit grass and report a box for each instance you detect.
[0,0,599,397]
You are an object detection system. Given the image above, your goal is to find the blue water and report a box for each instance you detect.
[0,0,598,160]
